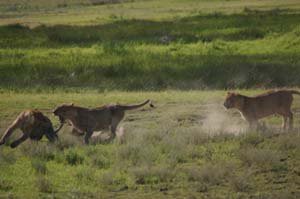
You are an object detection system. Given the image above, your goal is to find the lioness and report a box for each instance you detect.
[223,90,300,130]
[53,100,154,144]
[0,110,62,148]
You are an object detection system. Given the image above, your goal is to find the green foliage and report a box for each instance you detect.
[0,0,300,197]
[31,159,48,175]
[35,175,54,193]
[0,179,13,191]
[239,132,264,147]
[55,133,82,150]
[184,163,231,185]
[21,142,56,161]
[65,150,85,165]
[229,169,252,192]
[130,166,175,185]
[0,148,16,165]
[0,8,300,90]
[238,147,282,169]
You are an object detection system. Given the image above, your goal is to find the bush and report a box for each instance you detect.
[229,170,252,192]
[184,163,231,185]
[117,141,158,166]
[0,179,13,191]
[101,170,129,189]
[238,147,282,169]
[130,166,175,185]
[75,167,95,182]
[239,132,264,147]
[0,149,16,165]
[21,142,56,161]
[65,150,84,165]
[160,132,190,165]
[278,134,300,150]
[31,159,48,175]
[36,176,54,193]
[55,133,82,150]
[91,153,110,169]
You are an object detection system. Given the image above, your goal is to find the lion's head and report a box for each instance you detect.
[53,103,75,123]
[223,92,244,110]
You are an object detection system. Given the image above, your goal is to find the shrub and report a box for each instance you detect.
[184,163,231,185]
[36,176,54,193]
[160,133,189,165]
[101,170,129,187]
[117,141,158,166]
[75,167,95,182]
[229,170,252,192]
[238,147,282,169]
[130,166,175,185]
[278,134,300,150]
[91,153,110,169]
[21,142,56,161]
[31,159,48,175]
[0,149,16,165]
[0,179,13,191]
[65,150,84,165]
[55,133,82,150]
[185,129,210,145]
[239,132,264,147]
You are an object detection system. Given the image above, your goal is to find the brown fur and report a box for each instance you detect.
[53,100,153,144]
[0,110,61,148]
[223,90,300,130]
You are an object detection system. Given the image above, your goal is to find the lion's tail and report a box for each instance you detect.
[117,99,154,111]
[290,90,300,95]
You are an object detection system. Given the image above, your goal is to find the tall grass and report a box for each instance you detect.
[1,10,300,90]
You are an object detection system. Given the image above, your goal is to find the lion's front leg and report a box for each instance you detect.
[0,120,21,146]
[10,133,29,148]
[44,126,58,142]
[84,130,93,144]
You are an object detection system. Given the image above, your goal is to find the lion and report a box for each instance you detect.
[0,110,63,148]
[223,90,300,130]
[53,99,154,144]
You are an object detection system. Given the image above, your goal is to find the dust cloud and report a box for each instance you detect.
[201,104,247,135]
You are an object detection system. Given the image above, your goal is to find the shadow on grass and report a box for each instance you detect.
[0,53,299,90]
[0,9,300,90]
[0,9,300,47]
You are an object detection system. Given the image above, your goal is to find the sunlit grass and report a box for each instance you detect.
[0,91,300,198]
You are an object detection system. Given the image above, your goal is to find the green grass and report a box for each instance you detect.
[1,1,300,197]
[1,0,300,26]
[0,90,300,198]
[1,0,300,90]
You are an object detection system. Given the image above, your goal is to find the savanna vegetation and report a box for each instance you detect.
[0,91,300,198]
[1,0,300,90]
[0,0,300,198]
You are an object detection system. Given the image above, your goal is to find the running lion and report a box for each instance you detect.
[223,90,300,130]
[53,100,154,144]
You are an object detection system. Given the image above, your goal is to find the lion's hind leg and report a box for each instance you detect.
[282,116,288,130]
[110,117,122,141]
[288,111,293,131]
[278,109,293,131]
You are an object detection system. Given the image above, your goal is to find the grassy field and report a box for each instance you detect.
[1,0,300,90]
[0,90,300,198]
[1,0,300,198]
